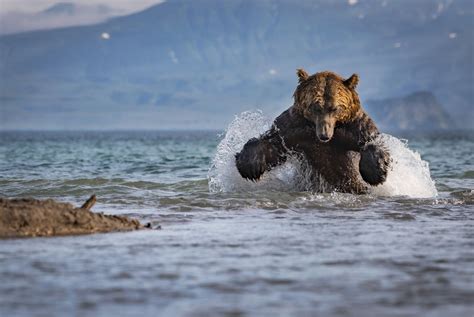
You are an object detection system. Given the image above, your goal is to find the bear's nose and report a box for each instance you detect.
[319,134,330,142]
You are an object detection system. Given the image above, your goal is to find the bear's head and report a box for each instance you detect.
[293,69,362,142]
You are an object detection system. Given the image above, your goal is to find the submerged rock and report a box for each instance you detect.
[0,196,142,238]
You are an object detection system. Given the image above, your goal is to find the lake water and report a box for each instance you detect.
[0,112,473,317]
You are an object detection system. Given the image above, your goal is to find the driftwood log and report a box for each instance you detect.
[0,195,143,238]
[80,194,97,210]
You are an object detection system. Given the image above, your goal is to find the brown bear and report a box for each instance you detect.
[235,69,390,194]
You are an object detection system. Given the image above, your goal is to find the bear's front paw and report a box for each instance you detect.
[359,143,391,186]
[235,138,267,181]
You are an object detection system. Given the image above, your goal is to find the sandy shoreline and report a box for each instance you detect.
[0,196,143,238]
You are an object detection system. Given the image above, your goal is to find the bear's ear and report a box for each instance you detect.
[296,68,309,83]
[344,73,359,89]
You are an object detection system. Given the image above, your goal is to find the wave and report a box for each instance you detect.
[208,111,437,198]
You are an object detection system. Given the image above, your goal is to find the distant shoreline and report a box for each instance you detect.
[1,129,473,136]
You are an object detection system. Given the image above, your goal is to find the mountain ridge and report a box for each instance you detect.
[366,91,454,131]
[0,0,472,130]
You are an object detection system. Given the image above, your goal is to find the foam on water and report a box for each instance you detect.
[208,111,437,198]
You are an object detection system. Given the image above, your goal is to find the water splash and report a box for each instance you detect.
[208,111,437,198]
[370,134,437,198]
[208,111,314,193]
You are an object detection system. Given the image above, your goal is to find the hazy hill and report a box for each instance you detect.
[43,2,78,15]
[0,2,118,36]
[366,91,454,131]
[0,0,472,130]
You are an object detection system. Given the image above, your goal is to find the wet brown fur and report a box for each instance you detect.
[235,69,390,194]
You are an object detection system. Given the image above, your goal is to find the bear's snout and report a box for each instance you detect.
[315,121,334,143]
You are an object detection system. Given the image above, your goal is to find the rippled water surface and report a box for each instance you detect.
[0,126,473,317]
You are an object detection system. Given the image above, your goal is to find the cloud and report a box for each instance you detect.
[0,0,164,34]
[168,50,179,64]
